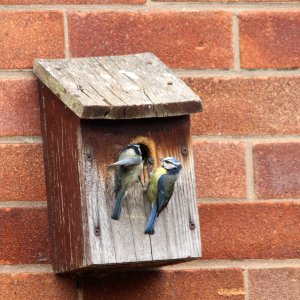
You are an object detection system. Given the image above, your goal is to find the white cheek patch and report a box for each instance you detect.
[163,162,175,170]
[125,148,137,156]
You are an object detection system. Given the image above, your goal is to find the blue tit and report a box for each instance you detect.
[109,144,143,220]
[144,157,182,235]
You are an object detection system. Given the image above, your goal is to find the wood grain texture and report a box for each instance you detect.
[33,53,202,119]
[80,116,201,268]
[39,81,201,272]
[39,84,84,272]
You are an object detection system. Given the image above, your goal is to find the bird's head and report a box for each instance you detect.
[124,144,142,157]
[161,157,182,174]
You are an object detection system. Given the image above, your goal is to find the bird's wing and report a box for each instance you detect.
[112,163,121,194]
[157,175,175,215]
[109,156,142,167]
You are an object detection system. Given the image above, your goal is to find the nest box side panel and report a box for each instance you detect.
[80,116,201,267]
[39,83,84,273]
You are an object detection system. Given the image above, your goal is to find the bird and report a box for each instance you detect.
[109,144,143,220]
[144,157,182,235]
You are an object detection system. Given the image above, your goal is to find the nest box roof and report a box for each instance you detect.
[34,52,202,119]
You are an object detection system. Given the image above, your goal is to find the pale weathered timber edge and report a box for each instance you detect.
[33,53,202,120]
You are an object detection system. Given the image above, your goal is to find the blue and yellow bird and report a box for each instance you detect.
[144,157,182,234]
[110,144,143,220]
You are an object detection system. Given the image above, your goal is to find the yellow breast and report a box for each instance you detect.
[146,167,167,204]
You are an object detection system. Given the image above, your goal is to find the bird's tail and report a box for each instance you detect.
[111,188,126,220]
[144,202,158,235]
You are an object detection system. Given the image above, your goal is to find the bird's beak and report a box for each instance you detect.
[159,158,164,162]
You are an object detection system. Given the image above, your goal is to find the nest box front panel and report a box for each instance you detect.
[79,116,201,267]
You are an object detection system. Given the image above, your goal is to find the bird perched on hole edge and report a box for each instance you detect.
[109,144,143,220]
[144,157,182,234]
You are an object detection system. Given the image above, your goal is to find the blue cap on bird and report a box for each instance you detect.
[161,157,182,171]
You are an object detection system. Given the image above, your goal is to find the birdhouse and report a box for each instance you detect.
[33,53,202,273]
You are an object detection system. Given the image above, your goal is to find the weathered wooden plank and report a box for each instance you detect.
[39,84,84,273]
[80,144,118,265]
[80,116,201,267]
[80,121,152,265]
[34,61,110,117]
[34,53,202,119]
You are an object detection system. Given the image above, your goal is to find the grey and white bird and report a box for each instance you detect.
[109,144,143,220]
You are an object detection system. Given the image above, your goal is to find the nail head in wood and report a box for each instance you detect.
[181,146,188,156]
[94,228,101,236]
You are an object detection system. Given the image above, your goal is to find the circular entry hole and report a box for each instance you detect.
[139,143,151,162]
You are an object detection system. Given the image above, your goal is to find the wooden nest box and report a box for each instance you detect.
[34,53,202,273]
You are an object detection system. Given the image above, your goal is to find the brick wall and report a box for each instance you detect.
[0,1,299,299]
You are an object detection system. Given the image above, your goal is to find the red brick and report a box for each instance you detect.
[0,208,50,264]
[0,79,41,136]
[68,11,233,69]
[200,202,300,259]
[185,77,300,136]
[249,268,300,300]
[0,11,64,69]
[239,12,300,69]
[83,269,244,300]
[156,0,295,1]
[254,142,300,199]
[193,141,246,198]
[0,0,144,3]
[0,273,76,300]
[0,144,46,201]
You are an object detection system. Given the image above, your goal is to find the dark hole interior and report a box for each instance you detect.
[138,143,153,182]
[139,143,151,162]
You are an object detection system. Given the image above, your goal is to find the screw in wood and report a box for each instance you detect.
[181,146,188,156]
[94,227,101,236]
[189,220,195,230]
